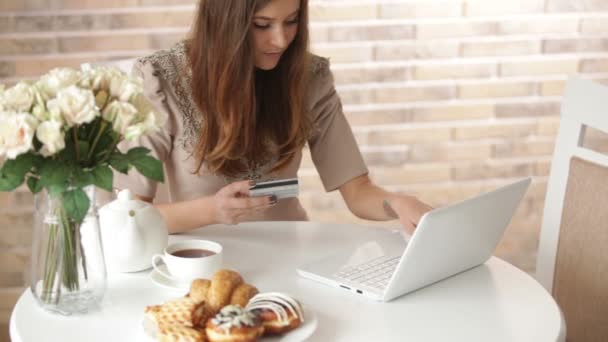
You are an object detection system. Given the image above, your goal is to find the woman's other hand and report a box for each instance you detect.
[212,180,277,225]
[384,195,433,234]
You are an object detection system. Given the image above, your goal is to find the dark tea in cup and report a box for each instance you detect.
[171,249,216,258]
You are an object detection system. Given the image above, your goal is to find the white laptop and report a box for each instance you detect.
[297,177,531,302]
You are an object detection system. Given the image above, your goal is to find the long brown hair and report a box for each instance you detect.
[186,0,311,177]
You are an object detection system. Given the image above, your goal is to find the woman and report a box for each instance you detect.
[116,0,432,233]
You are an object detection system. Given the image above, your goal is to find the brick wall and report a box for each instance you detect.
[2,0,608,340]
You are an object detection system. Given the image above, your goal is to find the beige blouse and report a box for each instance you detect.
[114,42,368,221]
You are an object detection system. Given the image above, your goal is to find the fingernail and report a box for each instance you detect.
[249,180,256,188]
[269,195,278,204]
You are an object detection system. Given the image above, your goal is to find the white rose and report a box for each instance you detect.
[56,86,99,127]
[123,111,153,140]
[0,111,38,159]
[102,100,139,136]
[1,82,35,112]
[36,120,65,157]
[109,75,142,102]
[45,99,64,123]
[32,105,48,121]
[22,86,58,122]
[132,93,166,128]
[124,123,146,141]
[37,68,82,98]
[120,94,166,140]
[80,64,123,92]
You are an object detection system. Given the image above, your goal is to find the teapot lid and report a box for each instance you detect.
[103,189,148,212]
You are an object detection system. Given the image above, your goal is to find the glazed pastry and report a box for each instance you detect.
[207,269,244,312]
[146,297,209,328]
[157,323,206,342]
[246,292,304,335]
[189,278,211,303]
[229,283,259,307]
[205,305,264,342]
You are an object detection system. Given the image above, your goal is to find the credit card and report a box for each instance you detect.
[249,178,299,200]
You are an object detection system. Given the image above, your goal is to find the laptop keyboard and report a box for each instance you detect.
[335,255,400,290]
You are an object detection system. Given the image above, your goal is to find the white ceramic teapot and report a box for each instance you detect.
[99,189,168,273]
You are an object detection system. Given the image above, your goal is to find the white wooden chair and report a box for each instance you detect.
[536,78,608,342]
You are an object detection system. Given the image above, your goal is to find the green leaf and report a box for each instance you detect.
[0,153,35,191]
[92,165,113,191]
[109,152,129,174]
[127,147,151,160]
[26,177,44,194]
[2,153,35,181]
[0,172,22,191]
[31,155,45,170]
[38,160,69,188]
[48,182,68,197]
[72,168,95,188]
[63,188,90,223]
[130,155,164,182]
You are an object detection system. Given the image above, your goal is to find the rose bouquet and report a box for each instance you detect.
[0,65,164,313]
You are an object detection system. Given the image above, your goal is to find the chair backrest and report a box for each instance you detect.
[536,78,608,342]
[94,58,170,204]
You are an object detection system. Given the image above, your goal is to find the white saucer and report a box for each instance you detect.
[149,264,191,291]
[142,306,318,342]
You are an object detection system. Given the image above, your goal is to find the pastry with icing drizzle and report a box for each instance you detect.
[246,292,304,335]
[205,305,264,342]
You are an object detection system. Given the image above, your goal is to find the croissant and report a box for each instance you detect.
[229,283,259,307]
[207,269,244,312]
[189,278,211,303]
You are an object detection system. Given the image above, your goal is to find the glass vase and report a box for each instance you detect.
[30,186,107,315]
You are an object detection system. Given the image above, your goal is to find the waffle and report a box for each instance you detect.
[146,297,209,328]
[157,323,206,342]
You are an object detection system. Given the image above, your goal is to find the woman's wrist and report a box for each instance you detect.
[195,195,219,227]
[156,195,219,233]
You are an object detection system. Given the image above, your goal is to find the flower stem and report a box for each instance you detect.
[59,204,79,291]
[87,121,108,162]
[87,117,100,141]
[42,223,58,303]
[77,222,88,281]
[99,134,122,164]
[73,126,80,162]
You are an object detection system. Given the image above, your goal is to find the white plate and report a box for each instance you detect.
[262,308,318,342]
[142,306,318,342]
[149,264,191,291]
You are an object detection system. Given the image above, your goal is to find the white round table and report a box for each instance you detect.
[11,221,565,342]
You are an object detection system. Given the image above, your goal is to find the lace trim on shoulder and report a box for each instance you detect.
[310,55,330,77]
[138,42,201,152]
